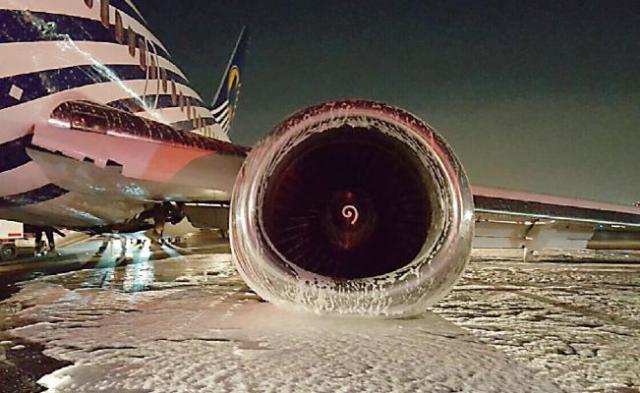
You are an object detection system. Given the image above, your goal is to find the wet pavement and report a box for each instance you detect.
[433,260,640,392]
[0,232,229,300]
[0,231,232,392]
[0,232,638,392]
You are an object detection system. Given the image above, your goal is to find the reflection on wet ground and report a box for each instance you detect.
[0,231,229,300]
[0,230,232,392]
[38,236,232,294]
[0,232,639,392]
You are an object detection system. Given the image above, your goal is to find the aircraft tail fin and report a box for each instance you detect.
[211,27,249,135]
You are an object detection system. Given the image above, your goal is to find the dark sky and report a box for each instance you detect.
[135,0,639,204]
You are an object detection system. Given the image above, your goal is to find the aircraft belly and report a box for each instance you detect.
[27,148,239,203]
[0,191,145,229]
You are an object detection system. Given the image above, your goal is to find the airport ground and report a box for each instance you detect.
[0,231,638,392]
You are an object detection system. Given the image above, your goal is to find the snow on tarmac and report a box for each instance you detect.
[7,256,562,393]
[434,260,640,392]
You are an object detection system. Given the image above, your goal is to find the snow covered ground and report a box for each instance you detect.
[434,261,640,392]
[1,236,639,392]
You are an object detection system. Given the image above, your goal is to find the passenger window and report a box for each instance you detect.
[161,68,168,92]
[114,12,124,44]
[138,38,147,70]
[149,57,157,80]
[127,27,136,56]
[100,0,109,28]
[171,81,177,105]
[179,92,184,111]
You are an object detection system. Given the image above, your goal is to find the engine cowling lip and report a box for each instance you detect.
[258,119,449,282]
[230,100,474,316]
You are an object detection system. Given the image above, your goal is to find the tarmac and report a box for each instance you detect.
[0,231,638,392]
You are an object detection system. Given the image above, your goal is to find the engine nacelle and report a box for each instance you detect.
[230,101,474,317]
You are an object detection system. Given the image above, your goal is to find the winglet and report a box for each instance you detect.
[211,27,249,135]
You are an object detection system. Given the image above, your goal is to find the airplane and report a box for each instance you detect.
[1,0,639,317]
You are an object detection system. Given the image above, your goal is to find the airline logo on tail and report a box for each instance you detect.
[212,27,248,135]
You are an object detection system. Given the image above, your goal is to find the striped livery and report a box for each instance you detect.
[211,27,247,135]
[0,0,246,229]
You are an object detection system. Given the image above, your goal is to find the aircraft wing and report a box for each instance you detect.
[472,186,640,254]
[28,100,248,205]
[473,186,640,228]
[26,101,640,241]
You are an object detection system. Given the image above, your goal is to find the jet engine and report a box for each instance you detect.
[230,101,474,317]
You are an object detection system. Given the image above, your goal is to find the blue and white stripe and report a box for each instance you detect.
[0,65,189,111]
[0,0,226,226]
[212,99,231,134]
[0,1,167,53]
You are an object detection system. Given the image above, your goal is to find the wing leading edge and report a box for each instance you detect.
[472,186,640,257]
[473,186,640,228]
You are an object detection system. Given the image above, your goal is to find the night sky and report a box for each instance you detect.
[135,0,639,205]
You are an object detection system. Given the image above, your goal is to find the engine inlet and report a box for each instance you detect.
[230,100,474,316]
[262,126,433,279]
